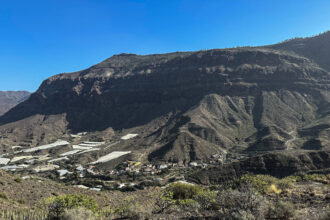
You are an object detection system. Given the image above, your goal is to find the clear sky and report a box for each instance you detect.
[1,0,330,92]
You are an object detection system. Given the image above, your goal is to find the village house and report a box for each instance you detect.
[189,162,198,167]
[159,164,168,169]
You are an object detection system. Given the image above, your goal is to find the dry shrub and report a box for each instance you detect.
[60,208,95,220]
[266,200,295,220]
[45,194,98,219]
[319,209,330,220]
[216,185,269,219]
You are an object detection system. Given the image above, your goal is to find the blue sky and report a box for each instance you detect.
[1,0,330,92]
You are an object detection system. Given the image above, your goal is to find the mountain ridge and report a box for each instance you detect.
[0,32,329,164]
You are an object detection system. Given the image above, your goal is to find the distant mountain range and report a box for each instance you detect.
[0,32,329,164]
[0,91,30,116]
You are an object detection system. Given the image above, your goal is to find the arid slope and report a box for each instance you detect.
[0,91,30,116]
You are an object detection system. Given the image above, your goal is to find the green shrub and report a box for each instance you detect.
[276,178,294,191]
[287,173,330,184]
[176,198,199,211]
[156,183,218,213]
[238,175,276,193]
[194,189,217,210]
[238,174,293,194]
[45,194,98,219]
[156,183,201,212]
[301,173,329,183]
[0,192,8,200]
[17,198,26,204]
[14,177,23,183]
[167,183,201,200]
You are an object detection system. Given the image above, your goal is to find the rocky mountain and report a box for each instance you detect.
[0,91,30,116]
[0,32,329,165]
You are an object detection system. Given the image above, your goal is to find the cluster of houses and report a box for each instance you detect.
[104,157,225,178]
[0,132,246,191]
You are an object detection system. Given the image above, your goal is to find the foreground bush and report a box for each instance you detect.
[266,200,295,220]
[111,195,152,219]
[166,182,202,200]
[238,174,293,194]
[194,188,217,210]
[216,185,269,219]
[45,194,98,219]
[156,183,216,213]
[0,192,8,200]
[60,208,95,220]
[156,182,297,219]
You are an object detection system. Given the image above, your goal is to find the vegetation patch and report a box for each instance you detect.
[45,194,98,219]
[156,182,297,219]
[237,174,294,194]
[291,173,330,184]
[156,183,217,213]
[14,177,23,183]
[0,172,328,219]
[0,192,8,200]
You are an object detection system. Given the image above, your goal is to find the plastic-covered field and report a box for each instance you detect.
[91,151,131,164]
[23,140,69,153]
[121,133,138,140]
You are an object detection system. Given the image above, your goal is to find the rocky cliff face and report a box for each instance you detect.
[0,33,329,163]
[0,91,30,116]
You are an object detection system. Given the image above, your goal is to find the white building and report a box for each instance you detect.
[0,158,10,165]
[189,162,198,167]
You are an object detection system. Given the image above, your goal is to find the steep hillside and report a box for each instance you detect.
[268,31,330,71]
[0,33,329,164]
[0,91,30,116]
